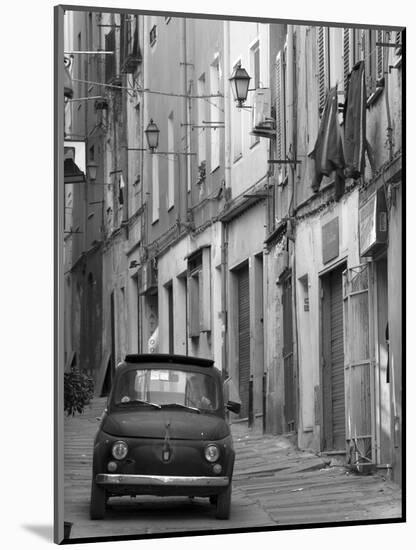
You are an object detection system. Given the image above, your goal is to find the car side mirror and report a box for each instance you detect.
[226,400,241,414]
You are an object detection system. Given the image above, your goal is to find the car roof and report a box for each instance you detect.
[123,353,215,369]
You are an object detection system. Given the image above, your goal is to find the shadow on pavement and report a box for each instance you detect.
[21,524,53,542]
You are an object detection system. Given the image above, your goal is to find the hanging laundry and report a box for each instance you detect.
[309,85,345,200]
[343,61,366,179]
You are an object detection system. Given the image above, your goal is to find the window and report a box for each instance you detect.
[250,42,261,146]
[167,112,175,210]
[105,29,117,83]
[188,252,202,338]
[77,32,83,97]
[150,25,157,46]
[113,368,219,410]
[209,56,221,172]
[88,12,93,50]
[232,60,243,161]
[152,154,159,223]
[187,247,211,337]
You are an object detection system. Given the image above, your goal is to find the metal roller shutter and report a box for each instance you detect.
[330,271,346,449]
[238,266,250,419]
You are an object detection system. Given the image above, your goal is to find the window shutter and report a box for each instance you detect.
[275,51,286,183]
[200,247,211,332]
[376,30,384,81]
[318,27,329,113]
[343,264,375,465]
[275,52,282,160]
[395,30,402,56]
[363,30,377,96]
[343,28,351,91]
[188,274,200,337]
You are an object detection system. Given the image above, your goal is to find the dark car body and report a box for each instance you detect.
[90,354,240,520]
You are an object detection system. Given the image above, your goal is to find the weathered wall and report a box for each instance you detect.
[294,189,360,451]
[387,183,402,485]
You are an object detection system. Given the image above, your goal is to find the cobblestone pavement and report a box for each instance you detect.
[63,398,402,540]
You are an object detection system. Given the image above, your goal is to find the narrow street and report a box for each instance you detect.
[64,399,402,540]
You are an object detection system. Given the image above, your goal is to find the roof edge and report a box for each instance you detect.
[124,353,214,368]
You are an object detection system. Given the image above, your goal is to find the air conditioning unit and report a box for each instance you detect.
[139,259,158,295]
[251,88,275,137]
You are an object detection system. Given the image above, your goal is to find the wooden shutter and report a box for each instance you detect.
[343,264,375,465]
[363,30,377,96]
[343,28,356,92]
[318,27,329,113]
[283,276,296,432]
[200,247,211,332]
[376,30,384,81]
[395,30,402,56]
[275,51,286,183]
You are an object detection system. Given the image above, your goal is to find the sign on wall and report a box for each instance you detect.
[322,217,340,264]
[359,188,388,257]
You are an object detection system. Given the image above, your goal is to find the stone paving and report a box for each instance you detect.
[63,398,402,540]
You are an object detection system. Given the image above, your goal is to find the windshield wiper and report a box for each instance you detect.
[161,403,201,413]
[117,399,161,409]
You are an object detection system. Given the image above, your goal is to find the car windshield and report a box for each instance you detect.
[113,368,219,411]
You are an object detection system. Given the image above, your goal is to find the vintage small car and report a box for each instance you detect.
[90,353,241,520]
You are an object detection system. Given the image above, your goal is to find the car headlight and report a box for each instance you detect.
[112,440,128,460]
[204,444,220,462]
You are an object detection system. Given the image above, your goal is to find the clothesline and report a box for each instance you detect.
[71,77,223,100]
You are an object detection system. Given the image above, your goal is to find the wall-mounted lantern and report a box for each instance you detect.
[229,63,251,108]
[145,119,160,152]
[87,161,98,182]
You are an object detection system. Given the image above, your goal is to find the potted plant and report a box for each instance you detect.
[64,366,94,416]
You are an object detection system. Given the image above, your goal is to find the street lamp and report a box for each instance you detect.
[145,119,160,152]
[229,63,251,108]
[87,161,98,182]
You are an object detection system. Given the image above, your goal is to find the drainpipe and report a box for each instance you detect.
[287,24,301,435]
[181,18,190,223]
[221,20,231,376]
[287,24,295,218]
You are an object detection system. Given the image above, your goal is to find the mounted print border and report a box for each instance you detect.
[54,3,405,544]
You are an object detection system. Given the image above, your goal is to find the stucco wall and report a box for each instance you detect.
[387,184,402,484]
[294,189,360,450]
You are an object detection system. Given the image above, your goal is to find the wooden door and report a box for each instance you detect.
[283,276,296,432]
[343,263,375,464]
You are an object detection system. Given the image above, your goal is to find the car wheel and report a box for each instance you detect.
[215,484,231,520]
[90,481,106,520]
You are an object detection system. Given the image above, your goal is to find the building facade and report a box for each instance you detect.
[63,10,403,484]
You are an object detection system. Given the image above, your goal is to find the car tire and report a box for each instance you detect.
[90,481,106,520]
[209,495,218,505]
[215,484,231,520]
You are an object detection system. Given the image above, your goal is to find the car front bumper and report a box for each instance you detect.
[96,474,229,487]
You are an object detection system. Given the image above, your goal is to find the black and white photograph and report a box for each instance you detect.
[54,1,404,544]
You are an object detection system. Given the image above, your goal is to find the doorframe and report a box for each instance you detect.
[318,259,347,452]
